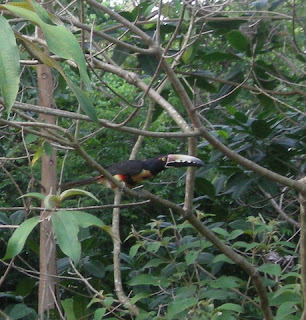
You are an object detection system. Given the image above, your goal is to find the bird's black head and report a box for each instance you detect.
[144,154,204,175]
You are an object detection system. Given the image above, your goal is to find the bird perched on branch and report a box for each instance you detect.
[60,154,204,190]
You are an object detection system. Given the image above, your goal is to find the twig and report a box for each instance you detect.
[112,188,139,316]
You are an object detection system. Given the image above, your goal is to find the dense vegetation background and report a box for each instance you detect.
[0,0,305,319]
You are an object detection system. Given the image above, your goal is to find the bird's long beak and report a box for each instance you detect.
[165,154,204,168]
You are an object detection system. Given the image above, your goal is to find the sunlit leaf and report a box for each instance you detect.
[51,211,81,264]
[59,189,99,202]
[19,192,45,201]
[0,15,20,113]
[3,216,40,260]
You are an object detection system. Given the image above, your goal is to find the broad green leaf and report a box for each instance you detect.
[216,303,243,313]
[3,216,40,260]
[59,189,99,202]
[226,30,249,53]
[146,241,161,253]
[102,297,114,307]
[251,119,272,138]
[51,211,81,264]
[211,276,242,289]
[212,254,235,264]
[26,0,54,24]
[15,278,36,297]
[167,297,197,319]
[195,178,215,198]
[61,298,76,320]
[84,260,105,278]
[258,263,282,276]
[143,258,166,269]
[275,301,298,320]
[19,192,45,201]
[94,308,106,320]
[57,210,113,239]
[4,303,36,319]
[15,34,97,121]
[59,210,104,228]
[129,243,141,258]
[3,3,91,88]
[227,229,244,240]
[24,134,38,144]
[130,292,150,304]
[66,79,97,121]
[212,227,229,237]
[0,16,20,114]
[185,250,198,265]
[128,274,169,287]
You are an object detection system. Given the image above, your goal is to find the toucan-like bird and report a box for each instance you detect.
[61,154,204,190]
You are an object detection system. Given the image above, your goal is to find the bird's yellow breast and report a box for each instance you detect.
[130,170,154,183]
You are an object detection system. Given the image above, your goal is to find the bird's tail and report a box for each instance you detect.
[59,175,104,190]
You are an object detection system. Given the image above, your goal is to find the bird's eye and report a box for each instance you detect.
[161,157,166,162]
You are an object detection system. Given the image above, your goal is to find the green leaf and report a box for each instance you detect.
[61,210,104,228]
[130,292,150,304]
[31,146,43,166]
[19,192,45,201]
[129,244,141,258]
[212,227,229,237]
[57,210,113,239]
[212,254,235,264]
[3,216,40,260]
[167,297,197,320]
[195,178,215,198]
[146,241,161,253]
[251,119,272,138]
[128,274,169,287]
[226,30,249,53]
[211,276,242,289]
[62,298,76,320]
[181,45,195,64]
[15,278,36,297]
[185,250,198,265]
[3,3,97,121]
[4,303,36,319]
[0,15,20,114]
[143,258,166,269]
[217,303,243,313]
[66,79,97,121]
[59,188,99,202]
[227,229,244,240]
[258,263,282,276]
[84,260,105,278]
[4,3,91,88]
[94,308,106,320]
[275,301,298,319]
[51,211,81,264]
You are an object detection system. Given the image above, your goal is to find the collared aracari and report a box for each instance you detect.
[61,154,204,190]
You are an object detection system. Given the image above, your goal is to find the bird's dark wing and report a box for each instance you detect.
[106,160,145,177]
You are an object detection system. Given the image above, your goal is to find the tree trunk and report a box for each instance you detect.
[37,63,58,317]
